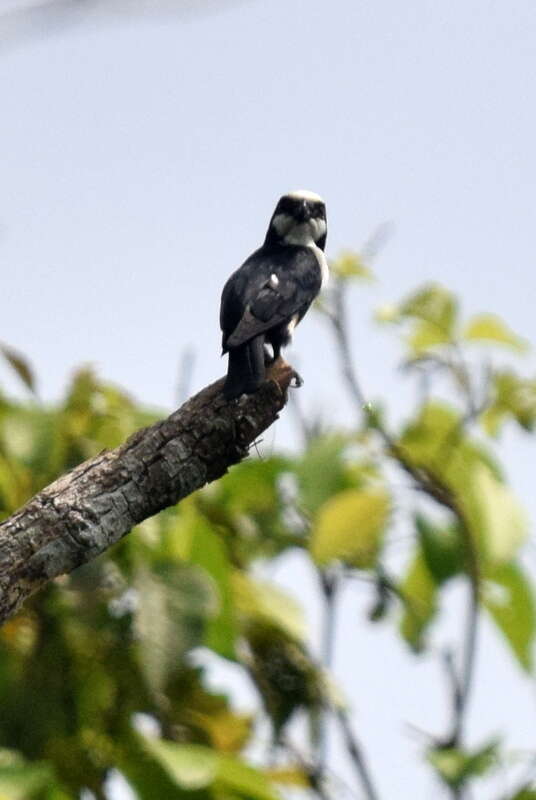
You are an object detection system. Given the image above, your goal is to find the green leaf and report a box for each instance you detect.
[232,573,306,642]
[170,506,238,660]
[296,434,361,515]
[142,740,217,790]
[120,735,212,800]
[427,740,499,789]
[203,457,293,561]
[399,401,502,498]
[0,751,55,799]
[374,303,400,323]
[400,284,458,334]
[415,514,463,584]
[463,465,527,565]
[137,738,280,800]
[331,251,374,281]
[484,563,536,672]
[134,562,218,694]
[407,319,452,353]
[511,790,536,800]
[216,754,280,800]
[265,766,310,788]
[188,528,238,660]
[216,458,289,516]
[310,488,390,567]
[481,371,536,435]
[463,314,528,352]
[399,550,437,650]
[244,621,322,741]
[0,345,37,395]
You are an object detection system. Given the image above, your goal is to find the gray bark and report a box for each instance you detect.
[0,363,293,625]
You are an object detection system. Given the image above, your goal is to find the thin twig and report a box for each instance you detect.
[449,577,479,748]
[317,569,339,771]
[276,736,333,800]
[335,708,381,800]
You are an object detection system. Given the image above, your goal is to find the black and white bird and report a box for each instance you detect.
[220,190,328,399]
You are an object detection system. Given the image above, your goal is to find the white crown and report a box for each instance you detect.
[286,189,324,203]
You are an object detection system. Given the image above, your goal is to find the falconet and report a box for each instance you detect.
[220,190,328,399]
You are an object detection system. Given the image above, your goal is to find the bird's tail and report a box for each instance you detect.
[223,335,265,399]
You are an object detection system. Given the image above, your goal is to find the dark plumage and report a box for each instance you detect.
[220,190,328,399]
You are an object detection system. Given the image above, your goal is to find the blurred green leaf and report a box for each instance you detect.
[216,754,281,800]
[0,453,31,515]
[463,314,528,352]
[0,750,55,799]
[134,562,218,694]
[402,404,526,567]
[379,284,459,354]
[232,573,306,643]
[136,737,280,800]
[375,303,400,323]
[0,345,37,395]
[399,284,457,331]
[296,434,365,515]
[482,371,536,435]
[142,739,217,790]
[399,402,503,519]
[331,251,375,281]
[416,514,463,584]
[163,504,238,660]
[265,766,310,788]
[202,457,293,561]
[310,487,390,567]
[462,465,527,566]
[427,740,499,789]
[244,621,322,741]
[215,458,289,517]
[119,734,211,800]
[187,526,238,660]
[407,319,452,353]
[399,549,437,650]
[484,563,536,672]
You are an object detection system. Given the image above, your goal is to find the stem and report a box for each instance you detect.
[317,570,338,771]
[320,571,338,672]
[452,578,479,746]
[330,282,368,413]
[335,708,381,800]
[443,571,480,800]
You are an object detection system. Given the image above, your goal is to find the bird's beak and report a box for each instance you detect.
[297,200,312,222]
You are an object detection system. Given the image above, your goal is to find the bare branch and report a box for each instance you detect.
[335,708,381,800]
[0,362,293,625]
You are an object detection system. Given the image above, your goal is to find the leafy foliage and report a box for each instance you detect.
[1,273,535,799]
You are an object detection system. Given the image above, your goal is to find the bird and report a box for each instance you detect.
[220,189,328,399]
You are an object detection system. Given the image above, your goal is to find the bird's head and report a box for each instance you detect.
[265,190,327,250]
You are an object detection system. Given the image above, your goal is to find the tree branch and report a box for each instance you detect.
[0,362,294,625]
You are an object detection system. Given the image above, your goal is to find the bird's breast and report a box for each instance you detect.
[309,244,329,288]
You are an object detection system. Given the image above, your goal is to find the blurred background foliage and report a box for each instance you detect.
[1,260,536,800]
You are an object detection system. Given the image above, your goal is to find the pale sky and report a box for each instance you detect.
[1,1,536,798]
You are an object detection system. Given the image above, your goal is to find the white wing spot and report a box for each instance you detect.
[269,273,279,288]
[286,313,300,336]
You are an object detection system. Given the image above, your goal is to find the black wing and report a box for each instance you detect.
[221,245,322,351]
